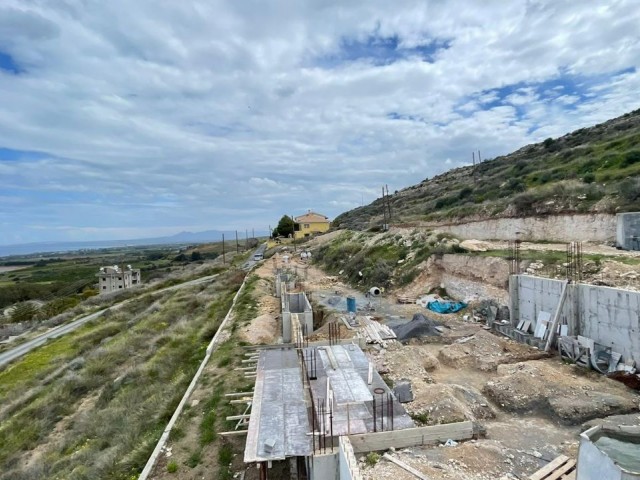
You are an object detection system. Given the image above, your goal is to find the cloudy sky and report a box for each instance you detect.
[1,0,640,245]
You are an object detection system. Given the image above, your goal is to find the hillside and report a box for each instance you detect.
[334,109,640,230]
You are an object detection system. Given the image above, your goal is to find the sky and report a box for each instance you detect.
[1,1,640,245]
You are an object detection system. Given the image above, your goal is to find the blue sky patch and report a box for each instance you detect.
[0,51,23,74]
[317,34,449,68]
[0,147,49,162]
[449,67,637,124]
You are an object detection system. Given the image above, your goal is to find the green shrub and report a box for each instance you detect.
[365,452,380,466]
[187,449,202,468]
[622,150,640,167]
[582,172,595,184]
[167,461,178,473]
[410,411,431,425]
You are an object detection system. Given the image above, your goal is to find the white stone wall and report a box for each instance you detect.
[428,214,616,242]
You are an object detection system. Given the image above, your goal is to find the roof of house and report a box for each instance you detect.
[294,211,330,223]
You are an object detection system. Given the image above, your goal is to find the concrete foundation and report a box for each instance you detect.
[510,275,640,364]
[617,212,640,251]
[275,270,296,298]
[281,289,313,343]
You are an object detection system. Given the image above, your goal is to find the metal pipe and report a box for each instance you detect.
[373,396,377,432]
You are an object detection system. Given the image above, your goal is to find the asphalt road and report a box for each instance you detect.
[242,243,267,270]
[0,273,220,369]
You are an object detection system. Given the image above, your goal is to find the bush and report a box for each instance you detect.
[620,178,640,202]
[410,411,431,425]
[582,172,595,184]
[365,452,380,467]
[512,192,537,215]
[167,461,178,473]
[622,150,640,167]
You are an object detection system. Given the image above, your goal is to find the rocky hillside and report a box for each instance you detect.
[334,109,640,230]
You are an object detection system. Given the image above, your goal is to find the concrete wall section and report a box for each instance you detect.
[578,285,640,363]
[348,422,474,453]
[513,276,573,332]
[311,451,339,480]
[428,213,616,242]
[512,276,640,364]
[338,436,363,480]
[617,213,640,251]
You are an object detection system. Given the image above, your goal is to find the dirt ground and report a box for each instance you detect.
[287,245,638,479]
[151,237,640,480]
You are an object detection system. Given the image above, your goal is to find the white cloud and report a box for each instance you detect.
[0,0,639,244]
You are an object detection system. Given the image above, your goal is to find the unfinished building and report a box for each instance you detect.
[96,265,141,294]
[238,343,473,479]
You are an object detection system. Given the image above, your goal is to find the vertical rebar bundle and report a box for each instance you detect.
[566,242,583,283]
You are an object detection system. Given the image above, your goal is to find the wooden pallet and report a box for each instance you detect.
[529,455,576,480]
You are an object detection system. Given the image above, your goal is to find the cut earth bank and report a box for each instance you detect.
[254,233,640,480]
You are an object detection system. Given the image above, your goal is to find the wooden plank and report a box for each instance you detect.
[529,455,569,480]
[230,398,252,404]
[349,422,473,453]
[545,281,569,351]
[544,460,575,480]
[219,430,249,436]
[562,471,576,480]
[226,414,251,420]
[383,453,431,480]
[225,392,254,397]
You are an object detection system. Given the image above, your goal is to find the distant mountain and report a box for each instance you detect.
[334,108,640,230]
[0,229,267,258]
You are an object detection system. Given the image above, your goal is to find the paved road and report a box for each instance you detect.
[0,273,220,369]
[242,243,267,271]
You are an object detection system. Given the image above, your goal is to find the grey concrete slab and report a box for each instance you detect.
[244,349,312,463]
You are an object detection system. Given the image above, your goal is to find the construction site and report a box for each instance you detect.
[211,217,640,480]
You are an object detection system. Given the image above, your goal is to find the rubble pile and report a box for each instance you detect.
[438,330,548,371]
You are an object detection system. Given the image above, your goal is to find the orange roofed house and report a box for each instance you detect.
[294,210,331,239]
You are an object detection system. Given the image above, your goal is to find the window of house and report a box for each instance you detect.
[102,286,106,290]
[118,277,122,280]
[119,286,122,288]
[304,224,310,228]
[102,277,106,281]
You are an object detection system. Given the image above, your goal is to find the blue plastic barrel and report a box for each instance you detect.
[346,296,356,313]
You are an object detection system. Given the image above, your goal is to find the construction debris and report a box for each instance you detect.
[392,313,443,343]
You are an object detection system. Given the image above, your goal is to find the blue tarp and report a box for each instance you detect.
[427,300,467,314]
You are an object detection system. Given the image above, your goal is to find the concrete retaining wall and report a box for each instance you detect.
[617,213,640,251]
[511,275,640,364]
[578,285,640,364]
[348,422,474,453]
[428,213,616,242]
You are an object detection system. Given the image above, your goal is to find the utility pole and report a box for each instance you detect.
[252,228,254,239]
[235,230,239,253]
[291,214,297,252]
[478,149,482,163]
[222,233,226,264]
[386,184,392,224]
[382,186,388,230]
[472,151,475,166]
[245,229,248,251]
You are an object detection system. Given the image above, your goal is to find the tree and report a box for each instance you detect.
[190,251,203,261]
[273,215,296,238]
